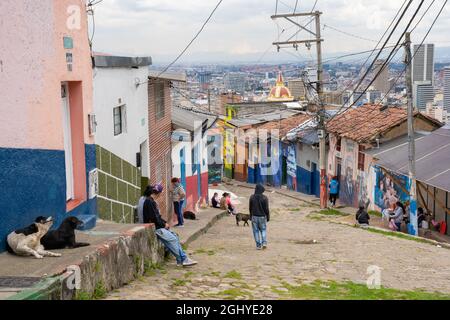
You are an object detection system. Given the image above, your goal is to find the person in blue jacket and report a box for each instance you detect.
[329,176,340,207]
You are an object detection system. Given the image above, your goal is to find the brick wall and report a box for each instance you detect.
[148,79,173,221]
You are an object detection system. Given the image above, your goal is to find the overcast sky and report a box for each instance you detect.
[90,0,450,64]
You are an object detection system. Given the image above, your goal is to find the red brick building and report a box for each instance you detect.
[147,71,186,220]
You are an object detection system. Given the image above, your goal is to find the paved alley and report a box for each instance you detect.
[106,185,450,300]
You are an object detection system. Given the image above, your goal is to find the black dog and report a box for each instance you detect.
[236,213,250,226]
[41,217,90,250]
[183,211,198,220]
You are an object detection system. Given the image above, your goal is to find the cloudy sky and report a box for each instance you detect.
[90,0,450,64]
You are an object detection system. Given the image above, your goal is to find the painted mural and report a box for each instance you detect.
[286,144,297,191]
[339,147,355,206]
[374,166,409,210]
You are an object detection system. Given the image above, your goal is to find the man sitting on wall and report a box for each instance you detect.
[143,184,197,267]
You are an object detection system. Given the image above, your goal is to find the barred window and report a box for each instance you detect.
[113,105,126,136]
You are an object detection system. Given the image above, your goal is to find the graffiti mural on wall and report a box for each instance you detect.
[338,140,369,207]
[339,147,355,206]
[374,166,409,210]
[286,144,297,191]
[356,172,369,207]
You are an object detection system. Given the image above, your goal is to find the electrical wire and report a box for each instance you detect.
[156,0,224,79]
[378,0,447,104]
[327,0,416,118]
[323,24,396,45]
[326,0,445,136]
[327,0,428,123]
[332,0,410,99]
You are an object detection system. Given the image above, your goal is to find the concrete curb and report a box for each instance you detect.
[181,211,228,248]
[7,224,165,300]
[6,210,228,300]
[327,219,450,249]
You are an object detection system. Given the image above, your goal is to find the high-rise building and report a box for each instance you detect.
[413,81,434,111]
[443,66,450,113]
[288,79,307,100]
[197,71,212,91]
[412,44,434,83]
[366,89,382,104]
[224,72,247,94]
[425,102,445,123]
[372,59,390,94]
[304,67,318,90]
[323,91,343,105]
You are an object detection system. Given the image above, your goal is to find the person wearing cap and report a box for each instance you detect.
[143,184,197,267]
[137,185,152,224]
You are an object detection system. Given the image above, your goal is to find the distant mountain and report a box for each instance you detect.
[150,46,450,66]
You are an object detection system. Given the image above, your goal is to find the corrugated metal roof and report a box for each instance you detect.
[93,55,152,68]
[172,107,207,132]
[370,126,450,192]
[148,70,187,82]
[285,118,320,145]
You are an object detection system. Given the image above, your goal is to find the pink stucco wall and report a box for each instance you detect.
[0,0,93,150]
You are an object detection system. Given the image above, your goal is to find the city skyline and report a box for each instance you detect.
[91,0,450,63]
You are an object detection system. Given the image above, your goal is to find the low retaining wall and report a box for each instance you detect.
[8,224,165,300]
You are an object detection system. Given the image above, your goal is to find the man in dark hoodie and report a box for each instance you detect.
[249,184,270,250]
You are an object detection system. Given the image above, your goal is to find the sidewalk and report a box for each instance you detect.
[0,207,226,300]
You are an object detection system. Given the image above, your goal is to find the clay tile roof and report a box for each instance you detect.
[257,113,311,137]
[326,104,442,143]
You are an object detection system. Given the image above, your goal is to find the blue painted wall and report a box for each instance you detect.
[0,145,97,252]
[296,165,320,197]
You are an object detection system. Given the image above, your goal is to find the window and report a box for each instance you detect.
[155,81,165,119]
[113,105,126,136]
[358,145,365,171]
[336,137,342,152]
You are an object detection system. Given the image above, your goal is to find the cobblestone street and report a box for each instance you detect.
[106,185,450,300]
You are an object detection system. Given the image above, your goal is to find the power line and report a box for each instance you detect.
[379,0,447,103]
[317,0,410,110]
[328,0,426,123]
[323,24,396,45]
[156,0,223,79]
[410,0,436,33]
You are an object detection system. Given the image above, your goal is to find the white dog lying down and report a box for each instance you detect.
[6,216,62,259]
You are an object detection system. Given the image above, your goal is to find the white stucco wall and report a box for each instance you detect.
[296,143,319,170]
[93,66,149,168]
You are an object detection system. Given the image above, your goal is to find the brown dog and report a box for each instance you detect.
[236,213,250,226]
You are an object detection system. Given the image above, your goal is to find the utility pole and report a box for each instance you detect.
[405,32,418,236]
[272,10,327,208]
